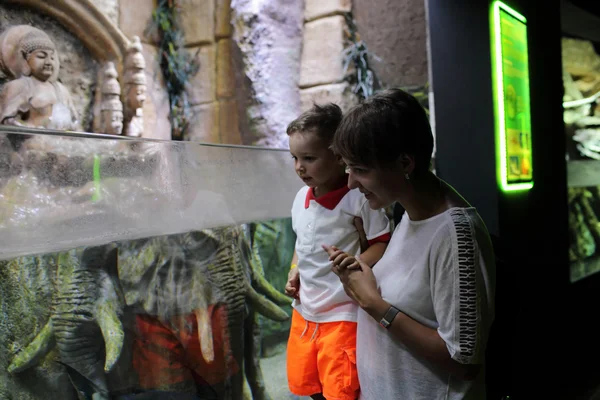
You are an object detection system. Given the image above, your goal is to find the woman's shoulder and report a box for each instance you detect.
[432,207,494,258]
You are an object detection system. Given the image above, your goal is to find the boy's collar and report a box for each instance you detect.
[305,182,350,210]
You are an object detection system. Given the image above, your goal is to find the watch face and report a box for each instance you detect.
[379,319,390,329]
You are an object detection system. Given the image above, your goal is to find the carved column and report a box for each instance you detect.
[123,36,146,138]
[100,61,124,135]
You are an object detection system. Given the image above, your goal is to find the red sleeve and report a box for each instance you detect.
[367,232,391,246]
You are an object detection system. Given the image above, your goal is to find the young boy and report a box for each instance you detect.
[285,103,391,400]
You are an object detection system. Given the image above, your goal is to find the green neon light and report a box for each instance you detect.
[490,1,534,192]
[92,154,101,202]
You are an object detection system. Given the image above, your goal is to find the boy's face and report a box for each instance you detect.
[289,131,344,190]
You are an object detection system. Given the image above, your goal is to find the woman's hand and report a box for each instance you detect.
[323,245,381,308]
[324,245,361,271]
[285,266,300,300]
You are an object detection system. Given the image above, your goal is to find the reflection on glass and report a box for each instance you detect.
[0,128,299,259]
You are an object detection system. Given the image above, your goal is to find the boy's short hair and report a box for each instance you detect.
[332,88,433,173]
[286,103,343,144]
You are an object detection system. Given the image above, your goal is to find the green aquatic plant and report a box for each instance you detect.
[146,0,200,140]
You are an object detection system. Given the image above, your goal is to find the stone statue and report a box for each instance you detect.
[123,36,146,138]
[0,25,78,130]
[100,62,123,135]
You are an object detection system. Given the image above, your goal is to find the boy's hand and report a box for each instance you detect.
[285,267,300,299]
[322,244,361,271]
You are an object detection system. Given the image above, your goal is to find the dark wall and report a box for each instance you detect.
[427,0,500,235]
[427,1,595,399]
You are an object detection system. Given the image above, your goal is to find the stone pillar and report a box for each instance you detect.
[352,0,428,88]
[299,0,358,113]
[180,0,242,145]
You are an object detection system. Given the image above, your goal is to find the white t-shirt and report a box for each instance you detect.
[357,207,496,400]
[291,185,390,323]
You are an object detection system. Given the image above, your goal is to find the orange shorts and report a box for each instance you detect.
[132,304,239,390]
[287,309,359,400]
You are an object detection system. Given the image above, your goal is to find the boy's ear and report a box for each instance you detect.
[335,154,345,166]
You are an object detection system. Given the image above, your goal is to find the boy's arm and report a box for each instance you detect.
[354,216,370,253]
[285,248,300,299]
[357,242,387,268]
[290,248,298,267]
[353,216,388,268]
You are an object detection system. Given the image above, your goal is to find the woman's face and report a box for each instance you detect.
[344,160,402,209]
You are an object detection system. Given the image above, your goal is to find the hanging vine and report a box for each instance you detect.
[146,0,199,140]
[342,12,380,100]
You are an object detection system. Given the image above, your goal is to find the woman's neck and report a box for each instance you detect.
[400,171,449,221]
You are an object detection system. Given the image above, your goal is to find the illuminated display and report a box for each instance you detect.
[490,1,534,192]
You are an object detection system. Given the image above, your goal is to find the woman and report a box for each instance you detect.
[324,88,496,400]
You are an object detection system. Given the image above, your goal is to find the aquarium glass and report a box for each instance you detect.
[0,128,300,399]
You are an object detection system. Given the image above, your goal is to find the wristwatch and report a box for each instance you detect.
[379,305,401,329]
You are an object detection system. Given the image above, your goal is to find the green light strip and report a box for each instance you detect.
[490,1,534,192]
[92,154,101,202]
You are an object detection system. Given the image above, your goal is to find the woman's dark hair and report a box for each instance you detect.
[286,102,343,144]
[332,88,433,172]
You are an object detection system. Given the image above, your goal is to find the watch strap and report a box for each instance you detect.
[379,305,401,329]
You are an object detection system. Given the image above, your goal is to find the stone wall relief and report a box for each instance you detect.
[0,19,146,136]
[0,25,79,131]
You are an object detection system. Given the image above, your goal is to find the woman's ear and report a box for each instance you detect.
[398,154,416,176]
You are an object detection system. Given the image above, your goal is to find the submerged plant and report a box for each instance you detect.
[146,0,200,140]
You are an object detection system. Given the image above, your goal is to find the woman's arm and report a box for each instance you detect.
[361,294,481,381]
[328,251,482,382]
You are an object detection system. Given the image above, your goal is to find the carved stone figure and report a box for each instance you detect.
[0,25,78,130]
[100,62,123,135]
[123,36,146,138]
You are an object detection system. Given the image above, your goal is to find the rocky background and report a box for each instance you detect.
[0,0,429,146]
